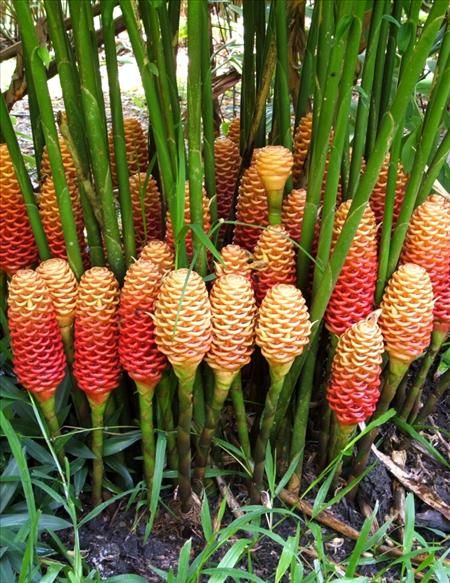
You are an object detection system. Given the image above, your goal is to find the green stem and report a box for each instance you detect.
[295,0,319,123]
[156,373,178,471]
[416,130,450,206]
[0,95,50,260]
[23,64,45,178]
[414,368,450,424]
[241,0,256,154]
[136,381,157,504]
[329,418,355,484]
[230,372,252,464]
[267,189,284,225]
[318,333,339,468]
[36,394,61,441]
[173,363,198,513]
[402,329,447,421]
[88,396,108,506]
[195,370,236,485]
[252,361,292,499]
[274,0,292,152]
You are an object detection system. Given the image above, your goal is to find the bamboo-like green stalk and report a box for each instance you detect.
[0,95,50,260]
[200,1,217,224]
[274,0,292,152]
[315,0,335,109]
[254,0,266,147]
[195,370,236,484]
[414,368,450,424]
[136,381,157,503]
[101,1,136,266]
[365,0,391,159]
[167,0,181,50]
[296,0,355,291]
[346,0,386,199]
[37,395,61,442]
[44,0,104,268]
[88,396,109,506]
[295,0,319,124]
[230,373,252,464]
[23,66,45,178]
[328,416,355,484]
[318,333,339,468]
[187,0,207,276]
[13,0,84,279]
[69,0,125,280]
[157,1,181,125]
[156,372,178,471]
[416,130,450,206]
[241,0,256,154]
[401,329,447,421]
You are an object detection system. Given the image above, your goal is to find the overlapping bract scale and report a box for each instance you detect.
[129,173,163,253]
[370,159,408,225]
[36,258,78,329]
[214,137,241,220]
[227,117,240,147]
[233,164,268,251]
[108,117,148,186]
[215,244,253,280]
[292,112,313,186]
[282,188,307,241]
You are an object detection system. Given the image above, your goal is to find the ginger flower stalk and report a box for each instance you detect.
[73,267,121,505]
[119,260,166,500]
[8,269,66,440]
[255,146,293,225]
[0,144,38,274]
[252,284,311,496]
[154,269,212,511]
[196,274,256,482]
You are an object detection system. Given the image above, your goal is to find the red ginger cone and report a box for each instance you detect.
[0,144,38,274]
[108,117,148,186]
[119,260,166,386]
[434,262,450,335]
[325,201,378,336]
[400,194,450,317]
[129,173,163,254]
[214,136,241,220]
[139,239,174,273]
[233,164,269,251]
[282,188,307,241]
[292,112,312,186]
[227,117,240,146]
[253,225,296,304]
[73,267,121,404]
[327,311,384,426]
[8,269,67,403]
[369,159,408,226]
[215,244,253,281]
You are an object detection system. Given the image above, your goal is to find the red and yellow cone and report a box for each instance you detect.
[370,159,408,226]
[292,112,312,186]
[108,117,148,186]
[0,144,39,274]
[281,188,307,242]
[139,239,175,273]
[214,136,241,220]
[73,267,121,504]
[215,244,253,281]
[255,146,293,225]
[233,164,269,251]
[325,201,378,337]
[253,225,296,304]
[252,283,311,495]
[154,269,212,511]
[129,173,163,254]
[8,269,66,440]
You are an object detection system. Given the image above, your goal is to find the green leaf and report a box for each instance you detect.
[275,527,300,583]
[103,431,142,456]
[105,576,150,583]
[176,539,192,582]
[200,492,213,543]
[207,539,251,583]
[78,488,136,528]
[394,417,449,468]
[0,514,71,532]
[188,223,222,263]
[37,46,51,69]
[144,432,167,541]
[203,568,265,583]
[0,456,20,513]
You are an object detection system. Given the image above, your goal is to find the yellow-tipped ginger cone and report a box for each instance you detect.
[139,239,174,273]
[370,159,408,226]
[119,260,166,500]
[252,283,311,495]
[196,274,257,481]
[282,188,307,242]
[8,270,66,438]
[154,269,212,511]
[39,176,86,262]
[325,201,378,337]
[40,137,77,185]
[0,144,38,274]
[214,137,241,220]
[255,146,293,224]
[292,112,312,186]
[36,258,78,361]
[73,267,121,504]
[165,183,211,257]
[215,244,253,281]
[253,225,296,304]
[129,173,163,254]
[233,165,268,251]
[227,116,240,146]
[108,117,148,186]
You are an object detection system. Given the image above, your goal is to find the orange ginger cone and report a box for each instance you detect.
[39,176,86,261]
[214,136,241,221]
[154,269,212,511]
[8,269,66,439]
[325,201,378,337]
[255,146,293,225]
[282,188,307,242]
[165,182,211,257]
[369,159,408,226]
[108,117,148,186]
[40,137,77,184]
[36,258,78,361]
[227,116,240,147]
[195,274,257,481]
[253,225,296,304]
[139,239,174,273]
[252,283,311,495]
[215,244,253,281]
[233,164,269,251]
[128,173,163,254]
[73,267,121,504]
[0,144,39,274]
[292,112,312,186]
[119,260,166,499]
